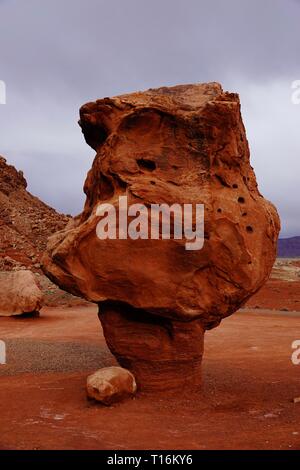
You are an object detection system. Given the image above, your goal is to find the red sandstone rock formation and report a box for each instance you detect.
[42,83,280,394]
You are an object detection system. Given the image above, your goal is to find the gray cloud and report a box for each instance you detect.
[0,0,299,236]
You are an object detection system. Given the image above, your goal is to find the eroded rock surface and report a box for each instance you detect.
[43,83,280,393]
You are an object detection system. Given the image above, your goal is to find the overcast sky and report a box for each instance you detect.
[0,0,299,237]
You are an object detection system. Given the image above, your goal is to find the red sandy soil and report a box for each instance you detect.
[0,305,300,450]
[246,279,300,312]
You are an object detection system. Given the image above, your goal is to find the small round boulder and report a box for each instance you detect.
[86,366,137,405]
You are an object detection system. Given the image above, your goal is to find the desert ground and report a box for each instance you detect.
[0,258,299,450]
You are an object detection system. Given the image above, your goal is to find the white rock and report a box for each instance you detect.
[0,270,44,316]
[86,366,137,405]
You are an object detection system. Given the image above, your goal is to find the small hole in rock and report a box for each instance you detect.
[217,208,222,213]
[242,212,247,217]
[232,184,238,189]
[137,158,156,171]
[246,226,253,233]
[238,197,245,204]
[82,122,109,150]
[150,181,156,185]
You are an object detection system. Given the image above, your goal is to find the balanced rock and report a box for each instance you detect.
[43,83,280,393]
[0,270,44,316]
[86,367,137,405]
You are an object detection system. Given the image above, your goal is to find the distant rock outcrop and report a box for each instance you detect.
[0,156,69,271]
[278,236,300,258]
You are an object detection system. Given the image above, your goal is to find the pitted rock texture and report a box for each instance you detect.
[42,82,280,330]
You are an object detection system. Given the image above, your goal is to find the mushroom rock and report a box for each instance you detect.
[42,83,280,394]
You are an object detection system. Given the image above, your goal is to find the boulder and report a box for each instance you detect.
[43,83,280,394]
[0,270,44,316]
[86,367,137,405]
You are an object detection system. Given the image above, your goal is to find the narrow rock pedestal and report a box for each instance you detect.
[99,301,205,395]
